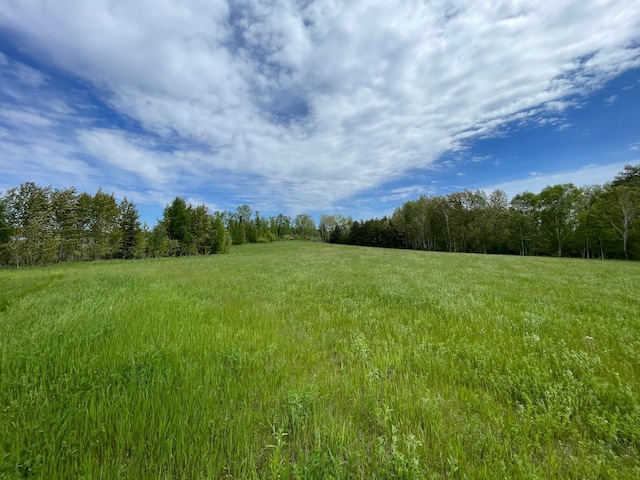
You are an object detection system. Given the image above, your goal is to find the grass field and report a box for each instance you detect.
[1,241,639,479]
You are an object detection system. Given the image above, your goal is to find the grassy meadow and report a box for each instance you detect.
[1,241,639,479]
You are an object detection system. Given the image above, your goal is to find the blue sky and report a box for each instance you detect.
[1,0,639,226]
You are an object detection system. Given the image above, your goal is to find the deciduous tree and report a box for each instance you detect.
[90,189,119,260]
[4,182,56,267]
[538,184,580,257]
[597,185,640,259]
[293,214,316,239]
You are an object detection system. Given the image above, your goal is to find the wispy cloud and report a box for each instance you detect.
[1,0,639,214]
[380,185,432,203]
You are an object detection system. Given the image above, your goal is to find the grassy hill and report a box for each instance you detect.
[1,242,639,478]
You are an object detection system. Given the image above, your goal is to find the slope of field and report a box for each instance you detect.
[1,242,639,478]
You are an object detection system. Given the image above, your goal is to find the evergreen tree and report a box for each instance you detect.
[118,198,142,259]
[163,197,191,254]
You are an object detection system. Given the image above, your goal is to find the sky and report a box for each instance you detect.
[1,0,639,226]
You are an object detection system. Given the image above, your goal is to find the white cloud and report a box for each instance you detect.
[77,129,172,184]
[380,185,432,203]
[0,107,54,127]
[0,0,639,213]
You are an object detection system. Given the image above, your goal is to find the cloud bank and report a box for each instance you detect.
[1,0,639,214]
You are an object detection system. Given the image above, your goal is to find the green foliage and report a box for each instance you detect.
[4,182,57,267]
[348,163,640,260]
[117,198,141,259]
[319,214,352,243]
[89,189,120,260]
[162,201,233,256]
[270,213,292,239]
[293,214,316,239]
[347,217,401,248]
[163,197,191,249]
[537,183,581,257]
[1,242,639,478]
[612,164,640,188]
[50,187,79,262]
[3,162,637,266]
[0,185,237,266]
[187,204,214,255]
[0,197,12,243]
[212,215,231,254]
[594,184,640,260]
[146,223,171,258]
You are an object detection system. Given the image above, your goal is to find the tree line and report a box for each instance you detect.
[324,164,640,260]
[0,185,318,267]
[2,164,638,266]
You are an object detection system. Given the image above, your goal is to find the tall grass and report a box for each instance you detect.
[1,242,639,478]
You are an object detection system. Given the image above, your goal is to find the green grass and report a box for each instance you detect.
[1,241,639,479]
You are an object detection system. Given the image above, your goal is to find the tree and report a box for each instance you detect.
[293,214,316,239]
[330,223,343,243]
[391,202,413,249]
[146,223,171,258]
[487,189,511,254]
[212,214,231,253]
[611,163,640,188]
[4,182,56,267]
[163,197,191,254]
[238,205,255,243]
[345,217,400,248]
[0,195,13,265]
[441,191,476,252]
[319,215,352,242]
[226,205,254,244]
[538,184,580,257]
[270,214,292,239]
[437,195,454,252]
[51,187,79,262]
[75,192,93,260]
[187,204,214,254]
[319,215,338,242]
[466,190,490,253]
[118,198,142,259]
[596,185,640,260]
[0,196,12,244]
[90,189,119,260]
[392,196,440,251]
[509,192,541,256]
[254,211,274,243]
[574,186,603,259]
